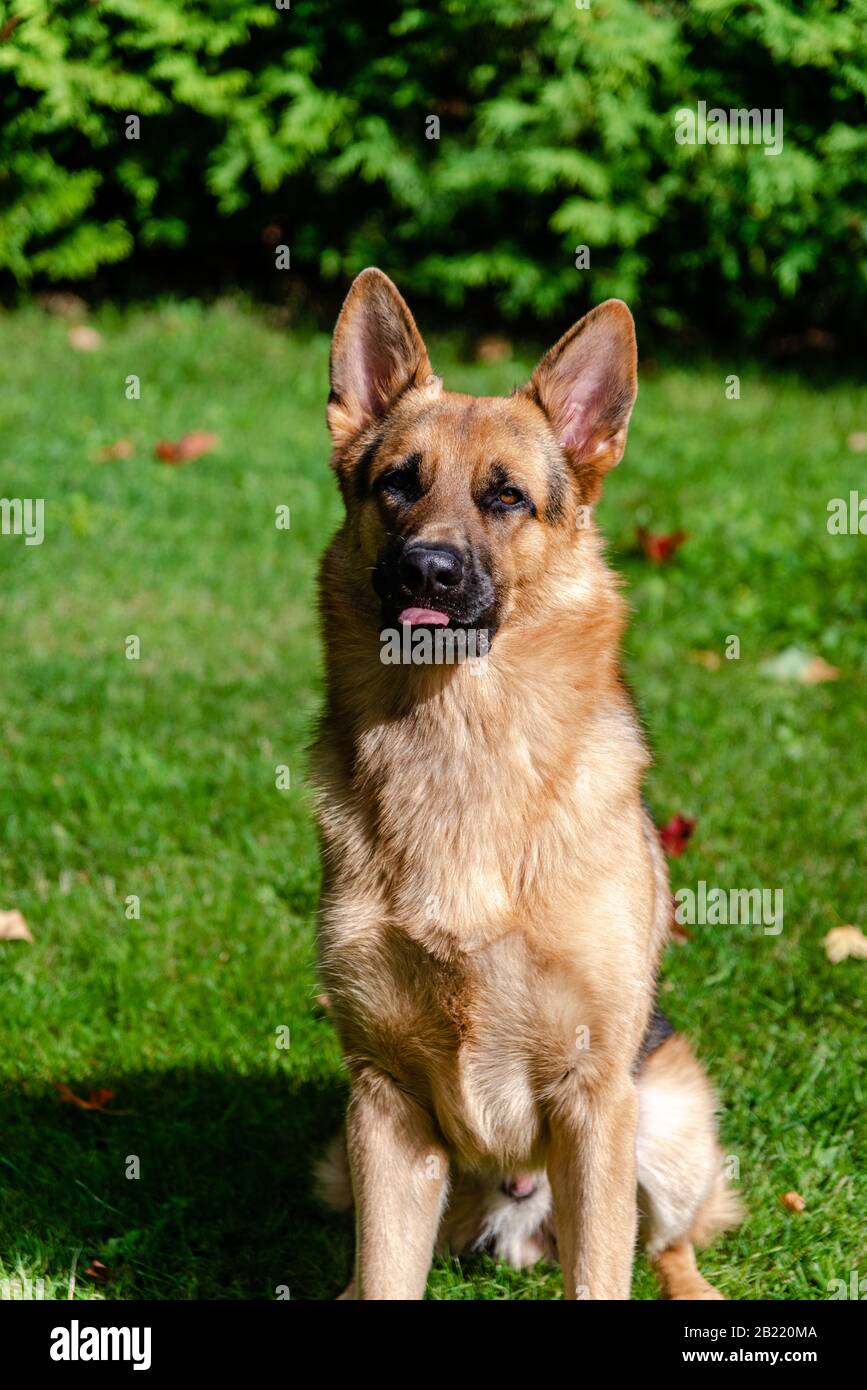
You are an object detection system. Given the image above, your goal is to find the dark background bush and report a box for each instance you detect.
[1,0,865,343]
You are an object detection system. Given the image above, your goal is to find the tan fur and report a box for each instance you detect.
[311,269,741,1299]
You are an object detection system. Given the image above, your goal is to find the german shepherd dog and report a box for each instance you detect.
[311,269,741,1300]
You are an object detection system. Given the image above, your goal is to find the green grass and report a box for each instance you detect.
[0,300,865,1301]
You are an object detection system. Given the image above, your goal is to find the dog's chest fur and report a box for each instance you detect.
[313,628,663,1168]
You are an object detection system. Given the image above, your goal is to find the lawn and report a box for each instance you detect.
[0,300,864,1301]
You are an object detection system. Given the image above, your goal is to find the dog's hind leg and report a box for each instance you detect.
[652,1239,720,1301]
[636,1033,742,1300]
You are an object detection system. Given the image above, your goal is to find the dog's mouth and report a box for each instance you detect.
[381,595,498,641]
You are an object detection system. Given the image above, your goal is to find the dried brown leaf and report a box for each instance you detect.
[68,325,102,352]
[96,439,135,462]
[690,650,721,671]
[801,656,840,685]
[0,909,33,942]
[824,925,867,964]
[780,1191,806,1213]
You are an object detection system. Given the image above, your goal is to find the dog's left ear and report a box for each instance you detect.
[525,300,637,474]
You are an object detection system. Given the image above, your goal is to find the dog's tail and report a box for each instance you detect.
[314,1128,353,1212]
[690,1157,744,1247]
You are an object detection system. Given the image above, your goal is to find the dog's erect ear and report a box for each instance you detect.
[327,268,439,449]
[525,300,637,474]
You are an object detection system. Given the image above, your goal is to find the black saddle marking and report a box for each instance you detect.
[635,1003,675,1072]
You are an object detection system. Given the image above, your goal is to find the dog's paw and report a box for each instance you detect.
[673,1283,725,1301]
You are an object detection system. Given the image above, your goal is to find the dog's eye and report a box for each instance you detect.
[377,465,422,503]
[482,481,533,516]
[497,487,523,507]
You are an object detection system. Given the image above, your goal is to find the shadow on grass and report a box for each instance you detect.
[0,1069,351,1301]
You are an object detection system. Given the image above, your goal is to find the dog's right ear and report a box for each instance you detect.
[327,268,440,451]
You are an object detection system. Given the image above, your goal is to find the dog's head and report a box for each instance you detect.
[327,269,637,640]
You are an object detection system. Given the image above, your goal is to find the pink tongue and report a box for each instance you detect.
[398,607,449,626]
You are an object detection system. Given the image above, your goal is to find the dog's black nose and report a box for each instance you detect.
[399,544,464,595]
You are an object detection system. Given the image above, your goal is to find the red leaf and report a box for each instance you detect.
[636,527,688,564]
[155,430,218,464]
[56,1084,116,1111]
[84,1259,113,1283]
[658,814,696,857]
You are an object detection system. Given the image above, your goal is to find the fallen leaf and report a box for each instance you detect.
[56,1084,116,1112]
[96,439,134,462]
[68,325,102,352]
[83,1260,113,1283]
[0,15,24,42]
[658,814,696,857]
[690,650,721,671]
[262,223,284,247]
[846,431,867,453]
[824,925,867,964]
[772,328,836,356]
[761,646,839,684]
[780,1191,806,1213]
[155,430,218,463]
[434,98,472,118]
[0,909,33,942]
[801,656,840,685]
[474,335,513,363]
[38,291,88,319]
[668,892,691,943]
[636,527,688,564]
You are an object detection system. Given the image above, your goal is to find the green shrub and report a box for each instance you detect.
[1,0,865,339]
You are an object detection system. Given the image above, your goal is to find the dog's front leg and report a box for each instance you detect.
[346,1067,449,1300]
[547,1072,638,1300]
